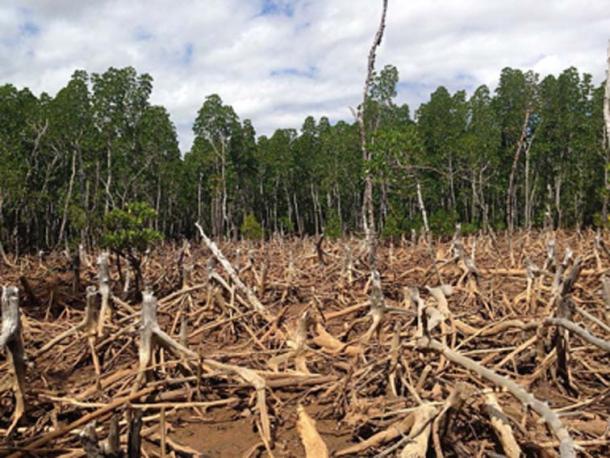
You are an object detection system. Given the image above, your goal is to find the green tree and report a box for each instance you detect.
[102,202,162,296]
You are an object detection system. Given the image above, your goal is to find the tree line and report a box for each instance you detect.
[0,64,607,253]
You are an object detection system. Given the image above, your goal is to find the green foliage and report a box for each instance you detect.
[241,213,263,240]
[102,202,162,255]
[460,222,479,236]
[381,212,404,240]
[0,62,607,253]
[429,209,459,237]
[324,210,342,239]
[593,212,610,229]
[279,216,294,234]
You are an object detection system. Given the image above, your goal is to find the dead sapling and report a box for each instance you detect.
[550,258,582,395]
[451,227,480,291]
[362,270,411,343]
[523,257,541,313]
[1,286,26,434]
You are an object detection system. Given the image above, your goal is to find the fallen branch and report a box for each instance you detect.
[195,222,273,322]
[417,336,576,458]
[542,317,610,353]
[484,393,521,458]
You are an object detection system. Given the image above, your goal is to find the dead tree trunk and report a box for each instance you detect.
[1,286,26,434]
[603,40,610,221]
[97,252,111,337]
[136,291,198,387]
[356,0,388,268]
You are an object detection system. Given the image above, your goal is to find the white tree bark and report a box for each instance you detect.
[195,222,272,322]
[1,286,26,433]
[604,40,610,148]
[603,40,610,218]
[356,0,388,268]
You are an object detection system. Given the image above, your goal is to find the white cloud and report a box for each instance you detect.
[1,0,608,151]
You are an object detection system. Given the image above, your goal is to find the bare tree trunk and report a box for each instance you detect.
[506,110,530,233]
[58,148,78,245]
[416,180,430,236]
[603,40,610,224]
[105,143,112,214]
[524,141,531,229]
[197,171,203,224]
[1,286,26,434]
[555,174,562,229]
[356,0,388,267]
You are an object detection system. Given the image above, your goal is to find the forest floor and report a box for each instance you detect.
[0,230,609,457]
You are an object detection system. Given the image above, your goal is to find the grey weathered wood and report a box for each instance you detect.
[418,336,576,458]
[195,222,272,322]
[1,286,26,433]
[356,0,388,268]
[97,252,111,336]
[138,291,198,381]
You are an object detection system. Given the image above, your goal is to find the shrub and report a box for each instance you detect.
[429,209,458,237]
[324,210,342,239]
[102,202,162,295]
[241,213,263,240]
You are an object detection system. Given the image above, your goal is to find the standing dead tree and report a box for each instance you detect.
[603,40,610,222]
[1,286,26,434]
[97,252,111,337]
[355,0,388,268]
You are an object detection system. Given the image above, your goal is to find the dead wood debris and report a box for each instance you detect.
[0,230,609,457]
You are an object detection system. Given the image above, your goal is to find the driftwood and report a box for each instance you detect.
[1,232,609,456]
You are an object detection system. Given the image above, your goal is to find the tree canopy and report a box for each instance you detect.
[0,64,606,252]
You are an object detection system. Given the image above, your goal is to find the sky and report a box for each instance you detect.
[1,0,609,151]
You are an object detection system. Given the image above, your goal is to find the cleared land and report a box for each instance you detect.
[1,230,609,457]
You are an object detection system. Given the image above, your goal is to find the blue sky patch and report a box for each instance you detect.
[271,65,317,78]
[260,0,294,17]
[19,21,40,37]
[182,42,194,65]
